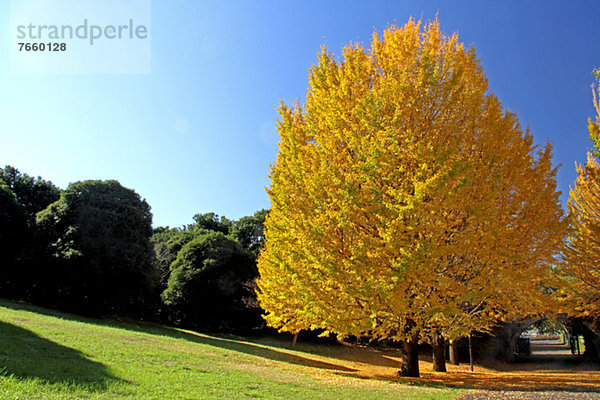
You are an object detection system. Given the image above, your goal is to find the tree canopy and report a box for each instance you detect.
[0,166,60,222]
[257,19,566,376]
[192,212,233,234]
[564,72,600,319]
[231,209,268,256]
[162,231,258,331]
[0,167,59,300]
[0,178,27,291]
[35,180,158,316]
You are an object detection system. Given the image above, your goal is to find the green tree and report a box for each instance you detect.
[0,167,59,300]
[0,178,27,296]
[36,180,158,317]
[152,228,198,287]
[231,209,268,255]
[162,231,258,331]
[192,212,232,234]
[153,210,267,328]
[0,166,60,222]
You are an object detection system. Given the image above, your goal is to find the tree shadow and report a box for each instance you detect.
[0,299,356,373]
[0,320,118,390]
[5,300,599,393]
[163,330,358,372]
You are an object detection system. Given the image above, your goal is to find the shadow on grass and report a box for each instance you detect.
[7,299,598,393]
[164,330,358,372]
[127,326,600,393]
[0,320,117,391]
[0,299,356,373]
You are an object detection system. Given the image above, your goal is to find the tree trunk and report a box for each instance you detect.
[449,339,460,365]
[503,327,521,363]
[398,335,420,378]
[432,331,447,372]
[469,333,474,372]
[291,332,299,348]
[581,322,600,360]
[495,318,539,362]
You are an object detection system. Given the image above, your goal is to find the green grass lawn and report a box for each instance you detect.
[0,299,459,399]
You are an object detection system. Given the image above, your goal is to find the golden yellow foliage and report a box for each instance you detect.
[257,19,566,345]
[564,154,600,316]
[587,69,600,157]
[562,71,600,318]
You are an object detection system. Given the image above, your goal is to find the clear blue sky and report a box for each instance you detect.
[1,1,599,227]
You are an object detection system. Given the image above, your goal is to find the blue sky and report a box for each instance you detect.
[1,1,599,227]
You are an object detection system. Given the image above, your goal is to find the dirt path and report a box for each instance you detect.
[452,338,600,398]
[456,391,600,399]
[529,338,573,356]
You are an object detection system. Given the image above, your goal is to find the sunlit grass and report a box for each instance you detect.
[0,300,458,399]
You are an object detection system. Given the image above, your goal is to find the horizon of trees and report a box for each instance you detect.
[0,165,267,333]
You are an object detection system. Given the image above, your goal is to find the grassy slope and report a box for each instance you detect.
[0,300,458,400]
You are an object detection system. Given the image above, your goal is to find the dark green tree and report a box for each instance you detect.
[192,212,232,234]
[162,231,259,331]
[152,228,198,287]
[0,166,59,300]
[0,166,60,222]
[230,209,268,256]
[36,180,158,317]
[0,178,27,296]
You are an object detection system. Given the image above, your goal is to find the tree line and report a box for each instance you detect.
[0,167,267,333]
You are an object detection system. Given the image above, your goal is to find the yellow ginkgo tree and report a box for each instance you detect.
[257,19,566,377]
[564,70,600,319]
